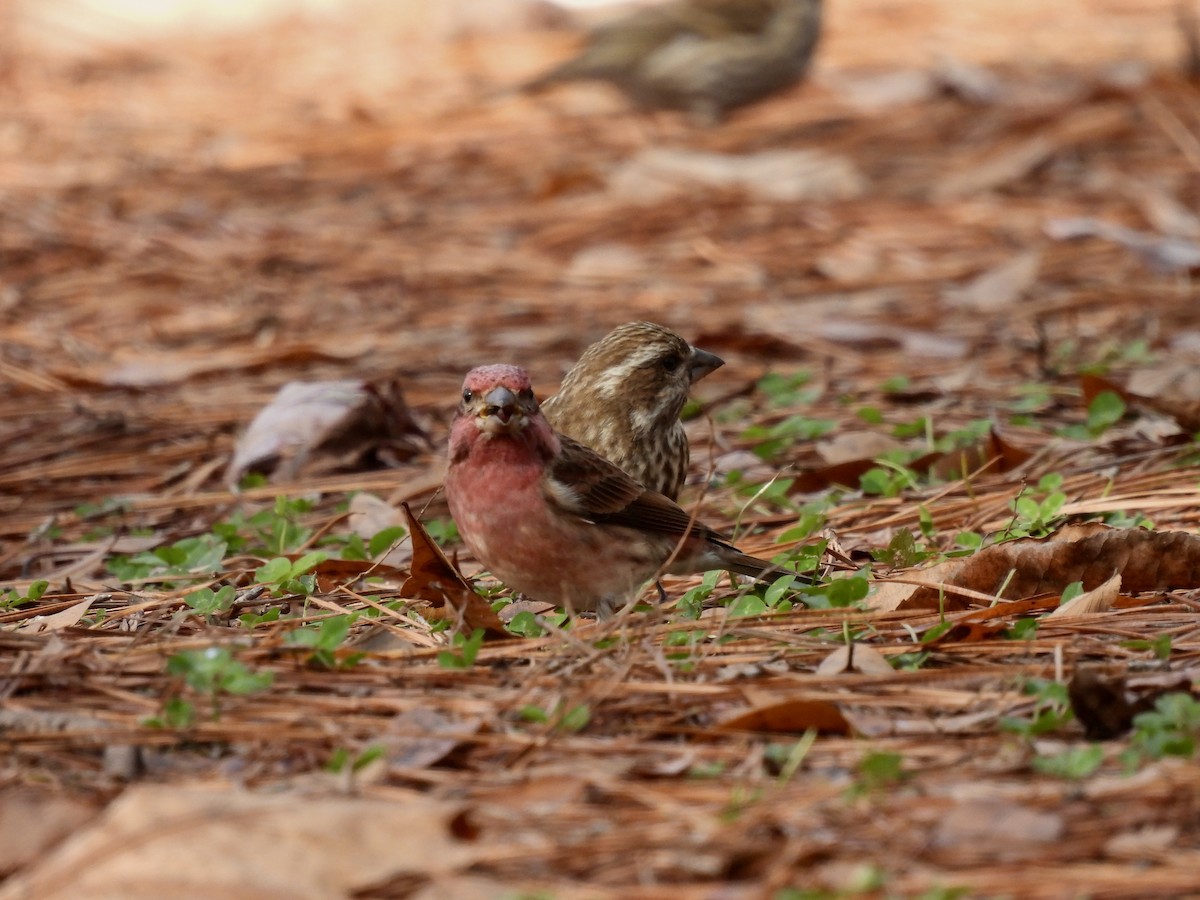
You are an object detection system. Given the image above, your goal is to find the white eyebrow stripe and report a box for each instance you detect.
[589,345,663,398]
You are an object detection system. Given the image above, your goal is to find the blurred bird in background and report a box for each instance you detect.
[540,322,723,500]
[522,0,823,122]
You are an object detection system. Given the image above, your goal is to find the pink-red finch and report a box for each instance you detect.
[445,364,782,617]
[540,322,722,500]
[523,0,823,123]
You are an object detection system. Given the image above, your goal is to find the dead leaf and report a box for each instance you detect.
[348,492,404,541]
[941,251,1040,311]
[347,494,412,568]
[829,69,937,110]
[813,234,882,283]
[0,784,474,899]
[815,643,894,676]
[929,427,1034,481]
[933,55,1003,104]
[1045,217,1200,273]
[717,696,852,736]
[311,557,407,594]
[814,432,905,466]
[227,379,430,485]
[608,148,866,205]
[932,800,1064,858]
[1050,572,1121,616]
[1121,178,1200,239]
[15,597,94,633]
[401,504,509,639]
[497,598,556,623]
[1079,372,1134,408]
[903,526,1200,610]
[921,595,1058,645]
[383,708,482,770]
[565,243,649,283]
[1121,364,1200,432]
[790,458,880,494]
[713,659,790,682]
[1104,826,1181,861]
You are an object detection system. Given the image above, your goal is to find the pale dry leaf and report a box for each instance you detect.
[941,251,1040,311]
[227,379,428,485]
[609,148,866,205]
[1127,363,1200,400]
[846,708,1000,738]
[1049,572,1120,617]
[1045,217,1200,274]
[350,625,422,653]
[384,708,482,770]
[1122,178,1200,239]
[1104,826,1181,861]
[565,243,649,283]
[814,643,894,676]
[814,431,905,466]
[933,55,1003,104]
[813,234,882,283]
[15,596,94,633]
[0,784,474,900]
[826,69,936,110]
[346,494,413,569]
[714,660,790,682]
[932,800,1064,856]
[867,559,961,612]
[497,598,556,622]
[229,380,375,484]
[1124,362,1200,432]
[347,492,404,541]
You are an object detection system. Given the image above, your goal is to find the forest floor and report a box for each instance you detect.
[3,0,1200,897]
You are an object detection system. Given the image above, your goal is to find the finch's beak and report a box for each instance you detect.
[689,347,724,384]
[477,385,526,434]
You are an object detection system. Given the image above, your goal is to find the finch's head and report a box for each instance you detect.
[459,365,541,437]
[555,322,723,432]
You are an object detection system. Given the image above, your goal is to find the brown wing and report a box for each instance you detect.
[546,435,725,541]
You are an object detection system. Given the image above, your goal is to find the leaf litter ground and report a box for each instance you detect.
[3,1,1200,896]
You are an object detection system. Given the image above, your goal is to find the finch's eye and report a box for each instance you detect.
[518,387,535,403]
[660,354,682,372]
[462,389,473,404]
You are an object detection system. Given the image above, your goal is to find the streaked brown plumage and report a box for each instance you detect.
[540,322,722,500]
[523,0,823,123]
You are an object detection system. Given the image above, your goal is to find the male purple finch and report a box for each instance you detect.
[445,364,784,617]
[541,321,722,500]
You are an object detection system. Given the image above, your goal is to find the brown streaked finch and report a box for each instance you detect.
[540,321,722,501]
[445,364,787,617]
[521,0,823,124]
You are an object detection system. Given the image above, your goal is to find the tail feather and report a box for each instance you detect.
[722,550,818,586]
